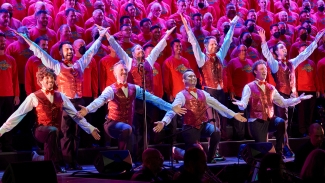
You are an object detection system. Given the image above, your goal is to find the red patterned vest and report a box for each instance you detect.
[56,63,83,98]
[107,83,136,125]
[34,90,63,129]
[127,58,154,93]
[272,62,297,96]
[182,89,208,129]
[200,55,227,90]
[247,82,275,121]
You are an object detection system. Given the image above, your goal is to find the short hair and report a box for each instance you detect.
[0,8,9,14]
[177,0,186,4]
[226,3,236,9]
[299,10,309,16]
[272,41,286,58]
[36,67,57,87]
[59,41,72,51]
[34,36,48,45]
[0,32,6,38]
[239,32,250,42]
[92,9,103,17]
[65,8,76,16]
[248,9,256,13]
[125,3,135,11]
[298,26,307,33]
[203,12,213,20]
[113,60,127,70]
[203,36,217,46]
[170,38,181,48]
[131,44,142,53]
[35,10,48,17]
[143,44,154,51]
[252,60,267,77]
[150,25,161,32]
[302,20,312,25]
[140,18,151,27]
[270,23,278,30]
[192,13,202,20]
[182,69,195,79]
[119,15,131,24]
[120,23,131,31]
[244,19,255,26]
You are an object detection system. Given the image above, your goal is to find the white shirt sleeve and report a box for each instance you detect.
[146,38,167,68]
[261,42,279,74]
[162,92,186,125]
[86,86,114,113]
[203,90,236,118]
[237,84,251,110]
[77,38,103,73]
[187,30,206,68]
[108,36,133,71]
[135,85,172,111]
[290,40,318,69]
[272,87,301,107]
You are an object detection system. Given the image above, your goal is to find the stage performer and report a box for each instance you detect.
[14,27,108,170]
[232,60,312,157]
[0,67,100,173]
[153,69,247,163]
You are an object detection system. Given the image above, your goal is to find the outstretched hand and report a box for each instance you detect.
[180,13,191,30]
[232,98,244,108]
[153,121,165,133]
[172,104,187,116]
[78,105,88,117]
[299,93,313,100]
[230,15,239,26]
[257,29,266,43]
[315,29,325,42]
[234,113,247,122]
[91,128,101,140]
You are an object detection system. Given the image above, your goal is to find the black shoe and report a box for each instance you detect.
[56,167,67,174]
[66,163,83,170]
[214,152,226,161]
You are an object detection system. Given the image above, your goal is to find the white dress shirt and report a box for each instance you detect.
[0,90,95,136]
[162,89,236,125]
[237,81,301,122]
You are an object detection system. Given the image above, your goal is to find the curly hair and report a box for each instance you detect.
[36,67,57,87]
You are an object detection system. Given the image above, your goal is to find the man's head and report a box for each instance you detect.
[182,69,197,87]
[120,16,132,26]
[299,10,310,23]
[144,44,154,57]
[125,3,136,18]
[222,21,231,35]
[93,9,104,25]
[211,29,221,43]
[150,3,162,18]
[73,39,86,55]
[247,9,257,21]
[140,18,152,34]
[298,27,308,41]
[203,12,213,26]
[281,0,291,9]
[113,61,128,82]
[36,67,57,89]
[171,39,182,55]
[237,44,247,60]
[270,23,280,38]
[131,44,144,59]
[226,3,237,19]
[240,32,253,48]
[244,19,256,33]
[150,25,161,40]
[35,36,49,52]
[0,33,6,50]
[1,3,13,18]
[0,9,10,27]
[65,8,77,25]
[258,0,268,10]
[197,0,206,9]
[59,41,73,61]
[35,10,48,27]
[177,0,187,13]
[120,24,132,38]
[183,147,207,179]
[142,148,164,174]
[278,22,287,35]
[65,0,76,8]
[317,0,325,12]
[59,24,72,41]
[308,123,324,147]
[192,13,202,28]
[302,0,311,12]
[252,60,267,80]
[298,43,307,54]
[204,36,218,54]
[273,42,287,58]
[279,11,288,22]
[301,20,312,34]
[94,0,105,12]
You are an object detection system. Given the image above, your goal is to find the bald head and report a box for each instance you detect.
[1,3,13,11]
[309,123,324,147]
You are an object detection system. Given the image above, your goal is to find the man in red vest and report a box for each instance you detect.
[154,69,247,163]
[233,60,312,157]
[0,67,100,173]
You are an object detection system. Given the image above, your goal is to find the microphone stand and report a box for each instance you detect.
[138,62,148,151]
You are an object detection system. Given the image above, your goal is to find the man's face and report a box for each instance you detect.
[193,15,202,28]
[37,13,48,27]
[238,45,247,59]
[122,18,132,26]
[309,128,324,147]
[298,28,307,37]
[73,40,86,54]
[114,63,128,83]
[66,11,77,24]
[275,43,287,57]
[300,12,310,22]
[94,2,105,12]
[282,0,290,9]
[278,23,286,32]
[318,0,325,7]
[121,25,132,38]
[242,33,252,43]
[141,21,152,33]
[152,6,162,17]
[39,40,49,52]
[226,5,237,18]
[177,1,186,13]
[183,71,197,86]
[270,25,279,34]
[144,46,153,57]
[60,44,74,61]
[205,38,218,54]
[246,20,255,28]
[93,11,104,24]
[203,15,212,25]
[247,12,257,21]
[259,0,268,10]
[65,0,76,8]
[254,63,267,80]
[40,74,55,90]
[0,36,6,50]
[127,5,136,17]
[172,42,182,54]
[132,45,144,58]
[61,26,72,40]
[0,12,9,27]
[302,22,311,29]
[280,12,288,22]
[151,27,161,40]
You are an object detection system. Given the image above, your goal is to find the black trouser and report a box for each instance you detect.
[297,91,316,135]
[204,87,228,139]
[229,96,247,140]
[79,97,94,148]
[34,125,63,170]
[104,119,132,150]
[182,123,221,161]
[248,117,285,154]
[0,96,15,151]
[60,98,84,166]
[274,92,291,147]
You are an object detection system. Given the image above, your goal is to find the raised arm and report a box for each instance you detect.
[258,29,279,73]
[217,16,239,66]
[180,13,206,68]
[290,30,325,69]
[15,31,61,75]
[146,27,176,67]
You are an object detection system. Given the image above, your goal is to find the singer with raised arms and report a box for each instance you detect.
[153,69,247,163]
[14,27,109,170]
[232,60,313,157]
[77,61,186,158]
